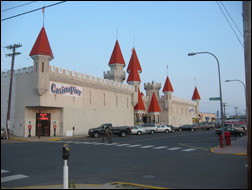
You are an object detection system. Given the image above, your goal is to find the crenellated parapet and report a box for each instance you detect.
[49,65,134,93]
[1,66,34,77]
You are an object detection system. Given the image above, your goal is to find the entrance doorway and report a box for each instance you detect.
[36,113,51,136]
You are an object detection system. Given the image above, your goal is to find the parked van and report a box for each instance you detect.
[138,124,158,134]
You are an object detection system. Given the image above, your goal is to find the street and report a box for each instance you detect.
[1,131,247,189]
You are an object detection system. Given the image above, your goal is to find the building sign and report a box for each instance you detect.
[50,82,82,97]
[188,107,195,113]
[39,113,49,120]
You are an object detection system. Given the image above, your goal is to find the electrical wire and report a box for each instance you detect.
[1,1,38,12]
[216,1,244,48]
[1,1,66,22]
[219,1,243,37]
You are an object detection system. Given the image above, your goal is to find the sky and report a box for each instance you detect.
[1,1,246,117]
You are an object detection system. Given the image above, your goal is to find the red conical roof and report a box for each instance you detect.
[162,76,174,92]
[127,62,141,82]
[134,89,146,111]
[127,48,142,73]
[192,87,201,100]
[29,27,54,58]
[108,40,125,66]
[148,92,161,113]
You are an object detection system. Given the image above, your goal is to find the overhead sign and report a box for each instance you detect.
[50,82,82,97]
[209,97,220,101]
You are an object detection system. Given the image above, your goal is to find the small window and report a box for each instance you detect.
[42,62,44,72]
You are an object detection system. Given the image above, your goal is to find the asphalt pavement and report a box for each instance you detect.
[1,133,248,189]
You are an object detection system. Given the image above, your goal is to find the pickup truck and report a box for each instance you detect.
[88,123,131,138]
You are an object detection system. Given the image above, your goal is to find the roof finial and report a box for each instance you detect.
[166,65,168,76]
[133,37,135,48]
[42,6,45,27]
[194,77,197,87]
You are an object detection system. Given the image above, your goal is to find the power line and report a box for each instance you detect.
[1,1,38,12]
[216,1,244,48]
[219,1,243,37]
[1,1,66,22]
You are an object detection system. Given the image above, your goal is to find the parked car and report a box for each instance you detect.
[168,125,180,132]
[156,125,174,133]
[138,124,158,134]
[215,127,246,137]
[199,122,215,130]
[178,124,199,132]
[88,123,131,138]
[224,123,247,131]
[130,126,146,135]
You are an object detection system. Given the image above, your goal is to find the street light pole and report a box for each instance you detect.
[225,79,247,121]
[188,52,225,144]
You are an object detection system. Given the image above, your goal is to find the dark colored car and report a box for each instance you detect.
[215,127,246,137]
[178,124,199,132]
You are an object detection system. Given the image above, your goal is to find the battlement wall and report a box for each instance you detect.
[144,82,161,90]
[1,66,33,77]
[50,66,134,92]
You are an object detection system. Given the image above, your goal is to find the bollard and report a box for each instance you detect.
[62,144,69,189]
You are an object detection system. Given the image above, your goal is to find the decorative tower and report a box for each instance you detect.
[127,47,142,107]
[134,89,146,124]
[127,62,140,106]
[192,87,201,115]
[148,92,161,124]
[104,40,125,83]
[144,82,161,102]
[163,76,174,110]
[162,76,174,125]
[29,26,54,96]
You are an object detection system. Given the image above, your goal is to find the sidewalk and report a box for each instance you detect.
[211,135,247,155]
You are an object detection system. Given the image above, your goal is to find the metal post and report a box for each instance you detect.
[63,160,68,189]
[188,52,225,143]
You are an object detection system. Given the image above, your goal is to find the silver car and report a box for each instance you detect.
[156,125,173,133]
[138,124,158,134]
[130,126,146,135]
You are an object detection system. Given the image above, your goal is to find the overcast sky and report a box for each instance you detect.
[1,1,246,117]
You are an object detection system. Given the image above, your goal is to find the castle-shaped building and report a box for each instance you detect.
[1,26,200,137]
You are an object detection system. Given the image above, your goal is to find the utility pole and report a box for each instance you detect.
[234,107,239,119]
[242,2,251,189]
[5,43,22,139]
[223,103,228,120]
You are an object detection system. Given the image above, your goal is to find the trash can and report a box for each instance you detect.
[225,131,231,145]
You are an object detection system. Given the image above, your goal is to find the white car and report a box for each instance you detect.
[130,126,146,135]
[156,125,173,133]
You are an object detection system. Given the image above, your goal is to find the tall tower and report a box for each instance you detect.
[104,40,125,83]
[163,76,174,111]
[192,87,201,115]
[162,76,174,124]
[29,27,54,96]
[144,82,161,101]
[127,47,142,106]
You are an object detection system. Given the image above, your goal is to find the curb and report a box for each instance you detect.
[210,145,247,156]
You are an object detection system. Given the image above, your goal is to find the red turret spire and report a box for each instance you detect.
[162,76,174,92]
[192,87,201,100]
[148,92,161,113]
[127,61,141,82]
[134,89,146,111]
[108,40,125,66]
[127,48,142,73]
[29,27,54,58]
